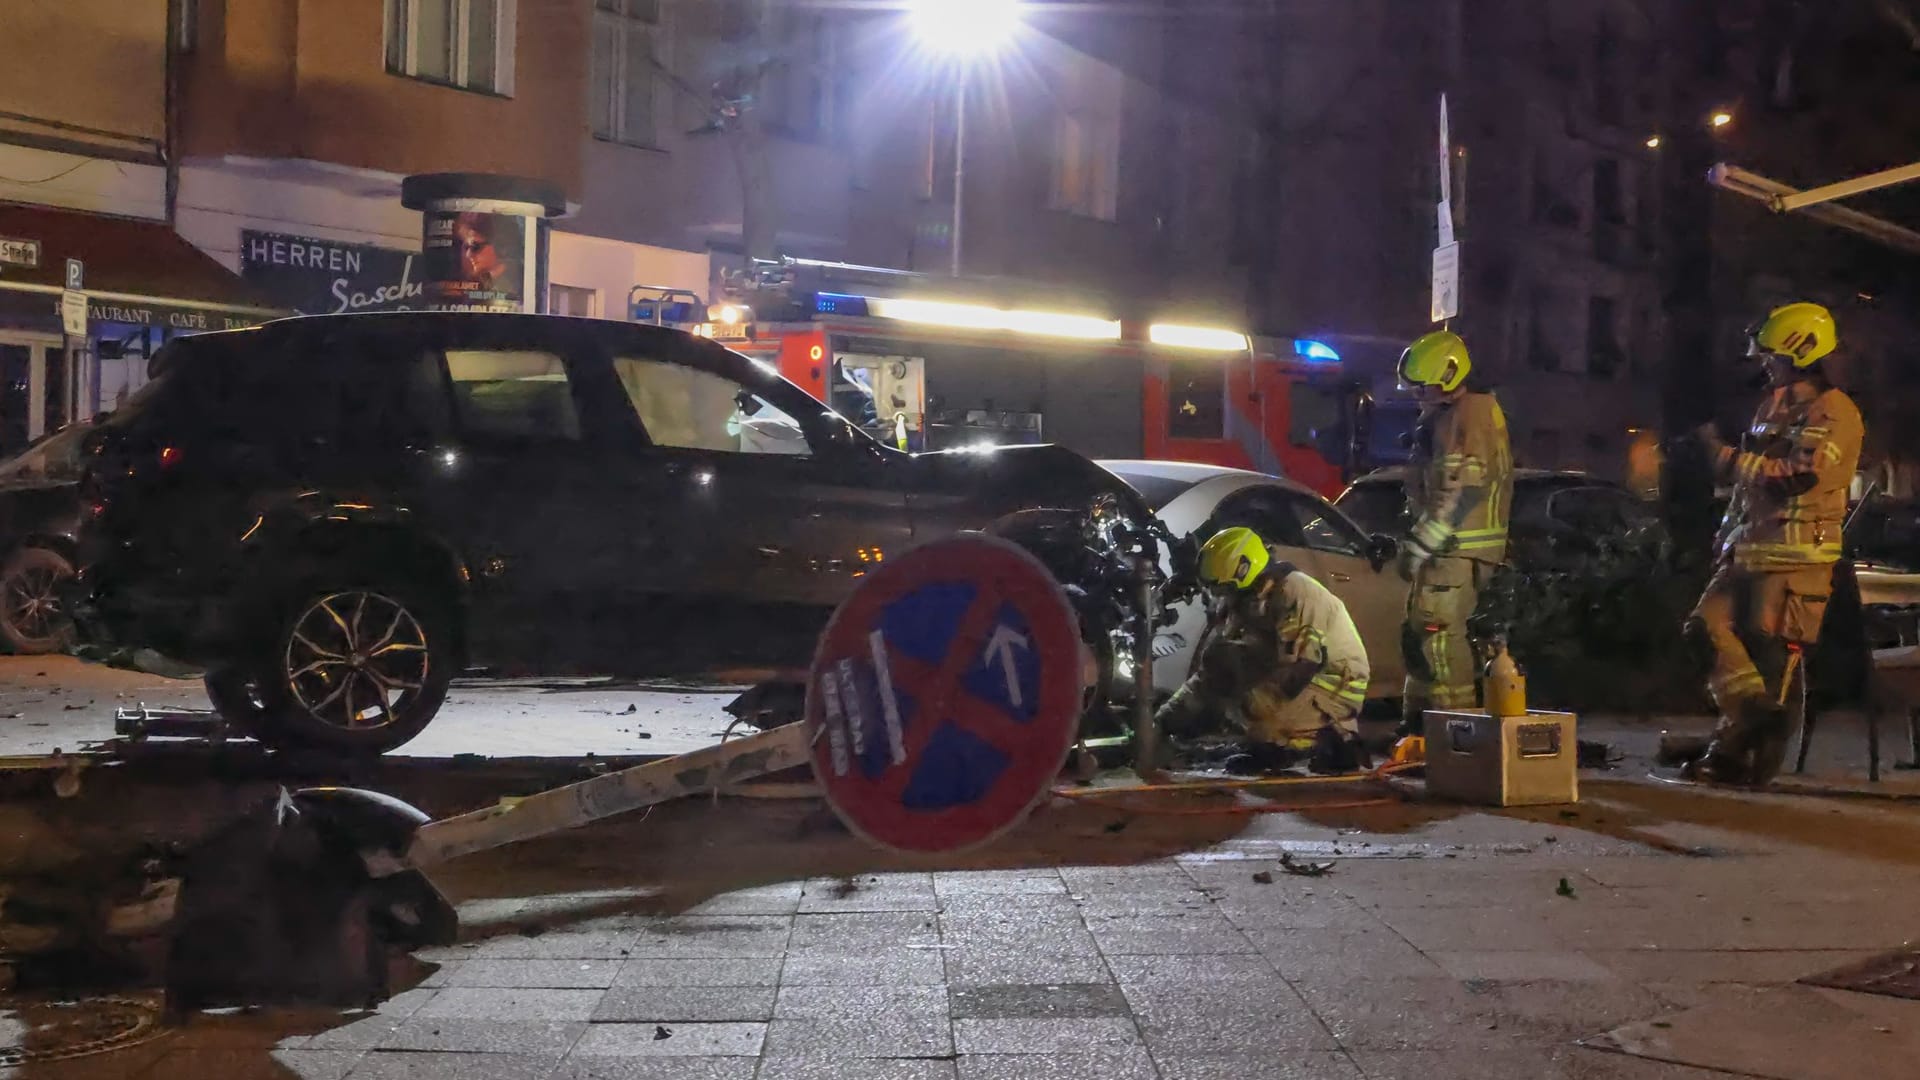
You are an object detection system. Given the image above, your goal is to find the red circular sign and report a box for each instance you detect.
[805,534,1084,854]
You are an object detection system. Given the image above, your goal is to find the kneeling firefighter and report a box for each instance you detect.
[1685,302,1863,786]
[1155,527,1370,774]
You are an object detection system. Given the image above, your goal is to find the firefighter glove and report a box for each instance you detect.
[1397,538,1433,582]
[1278,657,1324,698]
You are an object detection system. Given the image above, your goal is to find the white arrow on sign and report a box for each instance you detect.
[982,625,1030,707]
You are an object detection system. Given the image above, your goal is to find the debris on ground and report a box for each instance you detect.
[653,1026,672,1041]
[1577,739,1619,769]
[1556,876,1577,899]
[829,876,860,899]
[1102,819,1128,834]
[1251,870,1275,884]
[621,704,638,715]
[1279,852,1334,877]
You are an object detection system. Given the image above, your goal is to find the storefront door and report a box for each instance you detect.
[0,332,64,457]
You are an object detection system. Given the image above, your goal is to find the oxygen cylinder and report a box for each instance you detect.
[1485,639,1527,718]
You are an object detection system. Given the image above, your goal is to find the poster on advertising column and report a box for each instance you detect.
[420,210,527,311]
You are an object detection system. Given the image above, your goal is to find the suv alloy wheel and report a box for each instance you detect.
[250,579,455,755]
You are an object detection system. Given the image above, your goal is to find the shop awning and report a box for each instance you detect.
[0,203,285,333]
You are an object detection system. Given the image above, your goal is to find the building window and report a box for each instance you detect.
[1527,292,1561,372]
[1049,55,1123,222]
[1529,428,1562,469]
[549,284,598,318]
[1593,158,1623,224]
[1587,295,1623,378]
[591,0,662,148]
[764,12,837,140]
[385,0,515,95]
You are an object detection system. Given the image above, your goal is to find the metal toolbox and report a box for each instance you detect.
[1423,709,1579,807]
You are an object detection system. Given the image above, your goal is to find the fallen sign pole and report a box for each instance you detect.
[162,534,1088,1011]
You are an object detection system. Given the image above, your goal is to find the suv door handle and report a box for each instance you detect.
[1328,571,1353,582]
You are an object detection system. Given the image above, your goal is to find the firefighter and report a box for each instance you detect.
[1396,330,1513,729]
[1155,527,1370,774]
[1685,302,1863,787]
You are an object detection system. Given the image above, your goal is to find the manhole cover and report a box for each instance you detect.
[1800,947,1920,1000]
[0,996,167,1065]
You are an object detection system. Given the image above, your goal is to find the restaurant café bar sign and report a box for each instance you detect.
[240,230,424,315]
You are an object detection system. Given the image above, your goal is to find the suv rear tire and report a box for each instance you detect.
[246,576,455,755]
[0,546,75,655]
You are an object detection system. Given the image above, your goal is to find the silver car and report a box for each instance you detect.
[1098,460,1408,703]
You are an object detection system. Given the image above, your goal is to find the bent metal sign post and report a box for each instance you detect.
[240,229,425,314]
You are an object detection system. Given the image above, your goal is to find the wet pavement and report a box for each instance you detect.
[0,656,1916,1078]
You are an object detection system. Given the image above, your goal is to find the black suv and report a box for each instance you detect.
[74,312,1143,753]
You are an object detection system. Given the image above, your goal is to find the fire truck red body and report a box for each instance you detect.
[662,267,1362,498]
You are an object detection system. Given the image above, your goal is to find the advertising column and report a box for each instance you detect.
[400,173,567,313]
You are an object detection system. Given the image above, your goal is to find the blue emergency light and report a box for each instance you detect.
[632,300,701,324]
[813,292,872,317]
[1294,339,1340,363]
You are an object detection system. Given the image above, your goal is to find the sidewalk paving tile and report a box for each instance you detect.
[549,1057,756,1080]
[782,949,949,986]
[954,1047,1159,1080]
[948,983,1130,1020]
[761,1016,954,1058]
[623,916,793,959]
[1427,950,1621,983]
[414,989,606,1022]
[592,986,777,1023]
[345,1052,562,1079]
[1458,980,1674,1043]
[1121,984,1339,1054]
[1289,978,1508,1051]
[468,932,639,961]
[933,870,1067,897]
[610,958,783,987]
[570,1022,767,1057]
[757,1060,959,1080]
[377,1019,586,1056]
[438,960,622,989]
[1088,914,1259,956]
[676,884,805,916]
[1152,1052,1365,1080]
[1103,953,1288,986]
[951,1017,1144,1055]
[1248,930,1447,980]
[798,875,939,913]
[1367,906,1570,953]
[774,985,949,1019]
[1345,1046,1732,1079]
[942,946,1114,988]
[1581,948,1868,984]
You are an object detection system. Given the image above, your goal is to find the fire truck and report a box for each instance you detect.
[636,259,1373,499]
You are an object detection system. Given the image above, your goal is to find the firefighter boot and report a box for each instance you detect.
[1746,703,1796,788]
[1224,741,1298,776]
[1308,726,1367,775]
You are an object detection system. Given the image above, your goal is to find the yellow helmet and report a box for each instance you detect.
[1399,330,1472,393]
[1198,527,1270,591]
[1750,302,1837,367]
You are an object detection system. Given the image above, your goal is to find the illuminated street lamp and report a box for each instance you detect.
[1710,109,1735,129]
[1645,135,1662,149]
[909,0,1024,276]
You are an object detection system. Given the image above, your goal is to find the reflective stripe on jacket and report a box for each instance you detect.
[1407,390,1513,563]
[1714,383,1862,570]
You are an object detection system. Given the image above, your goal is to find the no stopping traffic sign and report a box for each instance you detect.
[804,535,1085,854]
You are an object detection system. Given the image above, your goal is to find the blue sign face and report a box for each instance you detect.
[807,534,1083,855]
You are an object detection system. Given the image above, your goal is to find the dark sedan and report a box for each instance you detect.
[0,423,89,654]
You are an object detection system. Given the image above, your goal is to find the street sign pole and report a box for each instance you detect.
[1432,95,1460,325]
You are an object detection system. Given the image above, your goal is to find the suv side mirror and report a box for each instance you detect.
[1368,533,1398,571]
